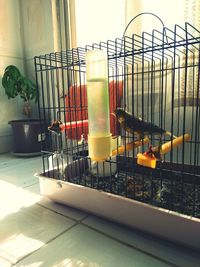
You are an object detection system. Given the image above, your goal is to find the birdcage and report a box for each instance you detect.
[35,18,200,250]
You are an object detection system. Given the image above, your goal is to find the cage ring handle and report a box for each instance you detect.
[122,12,169,44]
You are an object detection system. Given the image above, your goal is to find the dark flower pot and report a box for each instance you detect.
[8,119,46,156]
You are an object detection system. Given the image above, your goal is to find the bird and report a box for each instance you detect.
[48,120,63,134]
[113,108,175,159]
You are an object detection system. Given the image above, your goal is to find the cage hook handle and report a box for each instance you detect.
[122,12,168,43]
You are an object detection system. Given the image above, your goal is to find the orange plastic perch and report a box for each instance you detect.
[60,120,88,131]
[137,134,191,169]
[112,137,149,156]
[137,152,157,169]
[48,120,88,134]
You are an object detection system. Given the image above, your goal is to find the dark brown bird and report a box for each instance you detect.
[114,108,175,159]
[114,108,174,137]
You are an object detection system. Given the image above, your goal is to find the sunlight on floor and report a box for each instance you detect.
[0,180,42,220]
[0,180,44,264]
[53,258,72,267]
[0,234,44,264]
[18,262,44,267]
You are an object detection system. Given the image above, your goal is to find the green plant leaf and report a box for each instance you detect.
[2,65,37,102]
[1,65,38,117]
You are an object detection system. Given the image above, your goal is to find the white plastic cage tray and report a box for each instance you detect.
[37,165,200,252]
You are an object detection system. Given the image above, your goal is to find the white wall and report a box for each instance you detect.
[20,0,54,119]
[20,0,54,80]
[0,0,54,153]
[0,0,25,153]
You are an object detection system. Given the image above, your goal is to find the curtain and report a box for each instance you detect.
[184,0,200,30]
[51,0,75,51]
[51,0,76,101]
[180,0,200,106]
[125,0,200,112]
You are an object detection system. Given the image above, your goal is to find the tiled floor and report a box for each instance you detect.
[0,154,199,267]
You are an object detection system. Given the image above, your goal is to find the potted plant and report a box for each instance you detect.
[2,65,45,156]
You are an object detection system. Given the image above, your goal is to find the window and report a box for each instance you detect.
[75,0,125,47]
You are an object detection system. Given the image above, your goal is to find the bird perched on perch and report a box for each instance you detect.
[113,108,176,159]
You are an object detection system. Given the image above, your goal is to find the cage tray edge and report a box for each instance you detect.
[37,174,200,252]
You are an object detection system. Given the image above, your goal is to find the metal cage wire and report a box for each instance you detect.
[35,22,200,218]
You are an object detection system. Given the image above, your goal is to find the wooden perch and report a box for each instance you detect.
[112,137,149,156]
[153,133,191,155]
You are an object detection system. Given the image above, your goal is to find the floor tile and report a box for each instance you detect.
[0,204,75,264]
[83,215,200,267]
[0,180,42,219]
[0,257,11,267]
[24,182,40,193]
[0,172,37,188]
[0,154,27,169]
[0,154,41,171]
[15,224,171,267]
[0,180,75,264]
[26,182,89,221]
[0,156,41,187]
[38,198,88,222]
